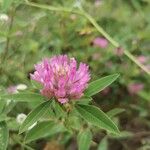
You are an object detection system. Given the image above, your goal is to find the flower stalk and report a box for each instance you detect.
[24,0,150,76]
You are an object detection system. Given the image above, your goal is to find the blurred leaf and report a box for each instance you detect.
[138,92,150,102]
[66,115,81,130]
[25,121,66,143]
[19,100,52,134]
[77,129,92,150]
[0,114,9,122]
[31,80,43,89]
[111,131,133,139]
[1,93,45,103]
[98,137,108,150]
[3,101,16,115]
[60,133,72,145]
[7,119,19,131]
[75,104,120,134]
[107,108,125,118]
[85,74,120,96]
[0,121,9,150]
[0,101,5,114]
[130,104,148,117]
[2,0,13,12]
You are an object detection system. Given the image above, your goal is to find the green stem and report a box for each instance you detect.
[24,0,82,15]
[24,0,150,76]
[12,135,34,150]
[80,9,119,47]
[80,9,150,76]
[123,50,150,75]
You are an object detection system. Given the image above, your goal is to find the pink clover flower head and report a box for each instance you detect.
[31,55,91,104]
[93,37,108,48]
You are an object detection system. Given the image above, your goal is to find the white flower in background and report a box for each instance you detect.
[7,84,27,94]
[16,113,37,130]
[16,113,27,124]
[28,122,37,130]
[73,0,82,8]
[0,13,9,22]
[17,84,27,91]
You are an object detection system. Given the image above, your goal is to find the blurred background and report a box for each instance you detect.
[0,0,150,149]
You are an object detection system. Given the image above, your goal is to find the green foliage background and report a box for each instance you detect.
[0,0,150,149]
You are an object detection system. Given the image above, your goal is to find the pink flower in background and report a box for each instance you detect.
[128,83,144,95]
[105,61,113,68]
[93,37,108,48]
[70,14,77,20]
[7,86,18,94]
[101,87,110,95]
[92,52,101,60]
[137,56,148,64]
[6,84,27,94]
[145,65,150,71]
[31,55,90,104]
[94,0,102,7]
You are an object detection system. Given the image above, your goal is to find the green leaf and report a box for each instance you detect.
[52,101,65,118]
[98,137,108,150]
[77,129,92,150]
[85,74,119,96]
[76,97,92,104]
[0,121,9,150]
[31,80,43,89]
[25,121,66,143]
[75,104,119,134]
[19,100,52,134]
[1,93,45,103]
[43,108,55,119]
[107,108,125,118]
[66,115,81,130]
[2,0,13,12]
[3,101,16,115]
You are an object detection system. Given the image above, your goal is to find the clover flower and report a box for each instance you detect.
[7,84,27,94]
[31,55,90,104]
[0,13,9,22]
[93,37,108,48]
[16,113,27,124]
[128,83,144,95]
[137,55,148,64]
[16,113,37,130]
